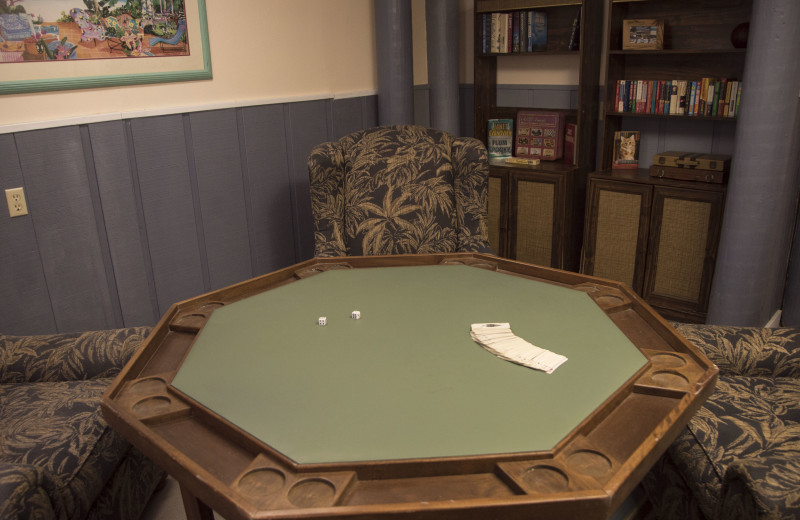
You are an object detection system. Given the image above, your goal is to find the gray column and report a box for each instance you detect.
[706,0,800,325]
[426,0,460,135]
[375,0,415,126]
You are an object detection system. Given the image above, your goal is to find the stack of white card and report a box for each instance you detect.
[470,323,567,374]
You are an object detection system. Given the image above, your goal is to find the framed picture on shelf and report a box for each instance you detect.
[622,19,664,50]
[612,131,640,169]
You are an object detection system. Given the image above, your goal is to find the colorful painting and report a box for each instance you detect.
[0,0,190,62]
[0,0,209,93]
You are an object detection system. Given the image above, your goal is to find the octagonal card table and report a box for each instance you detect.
[101,253,717,520]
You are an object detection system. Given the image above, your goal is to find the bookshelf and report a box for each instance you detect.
[473,0,602,271]
[582,0,752,322]
[600,0,752,168]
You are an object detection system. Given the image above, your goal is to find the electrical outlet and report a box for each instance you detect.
[5,187,29,217]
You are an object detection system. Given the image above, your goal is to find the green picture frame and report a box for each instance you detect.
[0,0,211,95]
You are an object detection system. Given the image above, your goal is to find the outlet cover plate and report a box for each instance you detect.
[5,187,29,217]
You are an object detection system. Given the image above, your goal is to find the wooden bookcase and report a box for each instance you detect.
[599,0,752,169]
[582,0,752,321]
[474,0,602,270]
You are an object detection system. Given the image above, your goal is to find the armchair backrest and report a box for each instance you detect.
[308,125,492,257]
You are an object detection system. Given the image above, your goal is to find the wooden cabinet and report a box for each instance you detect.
[582,171,725,322]
[474,0,602,270]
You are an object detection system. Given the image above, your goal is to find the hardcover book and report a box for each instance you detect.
[612,131,640,169]
[515,110,564,161]
[488,119,514,160]
[564,123,577,165]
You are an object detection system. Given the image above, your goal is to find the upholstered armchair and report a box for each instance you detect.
[308,125,493,257]
[0,328,166,520]
[642,324,800,520]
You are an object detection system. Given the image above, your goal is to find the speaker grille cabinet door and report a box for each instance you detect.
[510,171,565,268]
[644,186,725,321]
[582,179,652,293]
[487,171,509,257]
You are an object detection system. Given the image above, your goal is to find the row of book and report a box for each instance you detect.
[614,78,742,118]
[478,11,548,54]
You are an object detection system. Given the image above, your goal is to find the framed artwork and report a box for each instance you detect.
[612,130,641,169]
[0,0,211,94]
[622,19,664,50]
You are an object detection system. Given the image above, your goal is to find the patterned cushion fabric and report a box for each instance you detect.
[0,328,151,384]
[672,324,800,379]
[643,324,800,520]
[0,327,165,520]
[1,379,132,519]
[309,125,492,257]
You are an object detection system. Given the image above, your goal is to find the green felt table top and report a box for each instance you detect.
[171,264,647,464]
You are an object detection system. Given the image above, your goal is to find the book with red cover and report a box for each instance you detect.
[564,123,577,165]
[515,110,565,161]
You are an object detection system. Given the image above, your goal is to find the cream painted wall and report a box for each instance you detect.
[0,0,377,130]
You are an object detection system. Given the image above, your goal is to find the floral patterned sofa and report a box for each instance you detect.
[0,328,166,520]
[308,125,493,257]
[642,324,800,520]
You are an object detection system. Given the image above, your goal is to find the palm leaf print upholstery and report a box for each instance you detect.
[0,328,165,520]
[642,324,800,520]
[308,125,492,256]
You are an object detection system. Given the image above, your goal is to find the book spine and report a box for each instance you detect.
[736,83,742,116]
[615,80,622,113]
[490,13,500,53]
[717,78,728,116]
[711,80,721,116]
[728,81,739,117]
[705,78,714,116]
[512,12,520,53]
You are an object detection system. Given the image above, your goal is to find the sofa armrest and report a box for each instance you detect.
[0,327,150,384]
[673,324,800,378]
[0,464,58,520]
[717,455,800,520]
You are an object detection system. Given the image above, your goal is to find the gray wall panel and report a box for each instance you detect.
[89,121,158,327]
[0,135,56,334]
[130,115,205,314]
[240,105,297,274]
[15,127,117,333]
[332,98,368,140]
[285,100,330,260]
[363,95,379,129]
[189,110,253,290]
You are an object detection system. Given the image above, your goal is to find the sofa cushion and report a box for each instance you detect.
[0,378,131,520]
[668,375,800,519]
[340,126,458,255]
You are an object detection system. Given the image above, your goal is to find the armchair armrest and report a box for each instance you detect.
[453,137,493,254]
[673,324,800,378]
[308,141,347,257]
[0,327,150,384]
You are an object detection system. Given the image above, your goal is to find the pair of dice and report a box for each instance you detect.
[318,310,360,326]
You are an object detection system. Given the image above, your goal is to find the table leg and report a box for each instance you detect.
[179,483,215,520]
